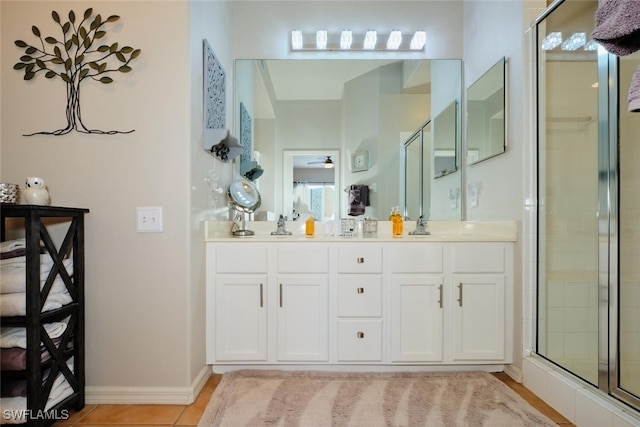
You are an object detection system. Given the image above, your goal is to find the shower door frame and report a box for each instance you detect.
[534,0,640,412]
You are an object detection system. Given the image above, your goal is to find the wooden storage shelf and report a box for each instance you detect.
[1,205,88,426]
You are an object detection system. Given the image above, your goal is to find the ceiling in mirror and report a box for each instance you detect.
[253,60,429,115]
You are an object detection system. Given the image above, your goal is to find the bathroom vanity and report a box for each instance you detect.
[205,221,515,371]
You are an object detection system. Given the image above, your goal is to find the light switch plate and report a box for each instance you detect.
[137,207,163,232]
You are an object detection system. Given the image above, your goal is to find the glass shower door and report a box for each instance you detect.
[617,51,640,405]
[536,0,600,386]
[536,0,640,412]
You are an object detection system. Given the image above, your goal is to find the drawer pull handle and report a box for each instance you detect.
[357,257,365,264]
[260,283,264,308]
[357,332,365,339]
[357,287,365,294]
[457,283,463,307]
[438,284,443,309]
[279,283,283,307]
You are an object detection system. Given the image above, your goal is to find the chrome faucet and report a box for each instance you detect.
[271,214,292,235]
[409,215,430,235]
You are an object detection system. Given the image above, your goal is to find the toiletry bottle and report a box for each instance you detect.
[392,207,403,237]
[388,207,395,221]
[305,216,315,236]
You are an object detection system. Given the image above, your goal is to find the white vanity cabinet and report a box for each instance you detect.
[207,245,268,362]
[206,236,514,368]
[450,243,510,362]
[276,245,329,362]
[206,243,330,364]
[388,245,444,362]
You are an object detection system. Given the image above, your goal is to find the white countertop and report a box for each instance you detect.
[204,220,517,242]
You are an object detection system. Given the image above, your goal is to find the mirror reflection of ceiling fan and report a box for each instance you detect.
[307,156,335,168]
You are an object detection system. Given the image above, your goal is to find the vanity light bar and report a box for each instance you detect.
[386,30,402,49]
[363,30,377,50]
[541,32,562,50]
[291,30,303,50]
[561,32,586,50]
[410,31,427,50]
[290,30,426,51]
[316,30,328,50]
[541,31,598,51]
[584,39,599,51]
[340,30,353,50]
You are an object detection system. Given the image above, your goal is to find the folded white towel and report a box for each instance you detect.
[0,239,26,253]
[0,286,73,318]
[0,358,74,423]
[0,259,73,294]
[0,321,67,349]
[1,253,57,270]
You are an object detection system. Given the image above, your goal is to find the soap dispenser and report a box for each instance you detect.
[389,207,403,237]
[305,215,315,236]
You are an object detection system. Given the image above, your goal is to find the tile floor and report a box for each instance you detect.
[54,372,573,426]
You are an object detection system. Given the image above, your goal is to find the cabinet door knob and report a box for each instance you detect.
[357,257,364,263]
[357,287,365,294]
[357,332,365,339]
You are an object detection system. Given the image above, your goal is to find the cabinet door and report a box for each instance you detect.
[451,274,505,361]
[390,275,444,362]
[214,275,268,361]
[277,275,329,361]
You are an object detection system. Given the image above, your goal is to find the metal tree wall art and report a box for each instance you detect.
[13,8,141,136]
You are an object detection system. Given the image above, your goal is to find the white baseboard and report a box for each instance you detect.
[504,364,522,382]
[85,365,211,405]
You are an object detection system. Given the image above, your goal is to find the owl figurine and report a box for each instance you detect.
[24,177,50,205]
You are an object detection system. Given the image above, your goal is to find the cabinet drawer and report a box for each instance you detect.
[388,245,443,273]
[277,245,329,273]
[337,246,382,273]
[215,245,268,273]
[337,276,382,317]
[453,244,505,273]
[337,319,383,362]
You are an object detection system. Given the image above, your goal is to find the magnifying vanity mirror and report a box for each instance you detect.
[235,58,462,221]
[466,57,506,165]
[227,179,261,236]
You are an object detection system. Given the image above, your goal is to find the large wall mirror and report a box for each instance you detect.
[467,57,506,165]
[235,59,462,221]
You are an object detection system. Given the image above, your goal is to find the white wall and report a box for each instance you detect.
[1,0,190,390]
[462,0,533,376]
[189,0,234,388]
[1,0,232,399]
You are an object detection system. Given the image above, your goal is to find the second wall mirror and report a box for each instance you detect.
[467,57,506,165]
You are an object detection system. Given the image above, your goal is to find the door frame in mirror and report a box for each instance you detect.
[283,149,341,221]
